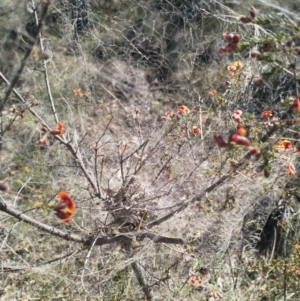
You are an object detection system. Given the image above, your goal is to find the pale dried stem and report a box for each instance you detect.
[32,0,58,124]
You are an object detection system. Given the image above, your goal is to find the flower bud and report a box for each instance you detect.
[249,6,257,19]
[239,16,252,24]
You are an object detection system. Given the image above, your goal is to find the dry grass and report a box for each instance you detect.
[0,1,300,300]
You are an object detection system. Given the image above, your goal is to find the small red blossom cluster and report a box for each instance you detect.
[274,139,300,176]
[214,109,253,149]
[159,105,201,137]
[275,139,300,153]
[209,291,223,300]
[38,121,65,146]
[188,271,202,288]
[214,124,250,148]
[219,32,240,54]
[261,110,272,118]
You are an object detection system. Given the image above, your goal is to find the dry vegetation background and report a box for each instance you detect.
[1,0,300,300]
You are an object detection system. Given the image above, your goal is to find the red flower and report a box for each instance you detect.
[54,191,76,223]
[276,140,292,150]
[291,96,300,112]
[191,126,201,136]
[230,133,250,146]
[261,110,272,118]
[177,105,190,115]
[50,122,65,136]
[220,32,240,54]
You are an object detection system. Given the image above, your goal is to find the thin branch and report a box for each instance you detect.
[0,0,51,113]
[0,72,54,130]
[147,174,230,229]
[0,71,98,192]
[0,198,85,244]
[32,0,58,123]
[131,260,153,300]
[0,196,183,246]
[124,242,153,301]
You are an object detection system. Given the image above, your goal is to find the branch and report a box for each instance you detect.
[0,198,183,247]
[0,72,53,129]
[124,243,153,301]
[85,232,184,246]
[32,0,58,123]
[131,261,153,301]
[0,198,85,244]
[0,0,51,113]
[147,174,230,228]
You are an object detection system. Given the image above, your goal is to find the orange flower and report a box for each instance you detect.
[177,105,190,115]
[208,89,217,95]
[73,88,83,97]
[276,140,292,150]
[236,124,247,136]
[232,110,242,122]
[50,122,65,136]
[234,61,243,69]
[294,244,300,250]
[188,275,202,287]
[261,110,272,118]
[284,162,295,177]
[214,135,228,148]
[54,191,76,223]
[191,126,201,136]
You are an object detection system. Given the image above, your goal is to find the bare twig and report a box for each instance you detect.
[0,0,51,113]
[0,1,51,151]
[0,197,85,244]
[32,0,58,123]
[147,174,230,228]
[124,242,153,301]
